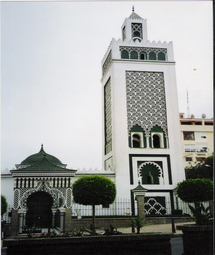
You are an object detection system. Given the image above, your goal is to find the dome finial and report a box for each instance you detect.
[41,144,43,148]
[132,5,134,12]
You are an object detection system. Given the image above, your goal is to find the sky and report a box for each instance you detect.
[1,1,213,171]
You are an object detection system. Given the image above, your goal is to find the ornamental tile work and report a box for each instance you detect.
[104,79,112,154]
[13,180,72,210]
[126,71,168,136]
[131,23,143,39]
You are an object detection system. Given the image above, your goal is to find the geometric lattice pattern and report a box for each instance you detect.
[126,71,168,136]
[145,197,167,215]
[66,188,73,208]
[104,79,112,154]
[14,180,73,210]
[13,189,20,210]
[131,23,143,39]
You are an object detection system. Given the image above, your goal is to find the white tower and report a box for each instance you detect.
[101,9,185,215]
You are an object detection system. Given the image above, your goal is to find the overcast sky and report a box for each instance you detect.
[1,1,213,171]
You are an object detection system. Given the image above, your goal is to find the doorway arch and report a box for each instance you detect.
[26,191,53,228]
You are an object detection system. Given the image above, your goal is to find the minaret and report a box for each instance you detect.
[101,9,185,215]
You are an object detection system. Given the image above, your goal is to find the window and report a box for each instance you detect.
[149,52,156,60]
[205,122,213,125]
[158,52,165,61]
[196,157,206,162]
[130,51,138,59]
[121,50,129,59]
[132,134,141,148]
[186,157,193,162]
[153,134,160,148]
[183,132,195,140]
[131,132,144,148]
[151,133,164,148]
[131,23,143,39]
[196,146,208,152]
[184,144,196,152]
[140,51,147,60]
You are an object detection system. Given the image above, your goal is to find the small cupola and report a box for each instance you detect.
[121,7,148,43]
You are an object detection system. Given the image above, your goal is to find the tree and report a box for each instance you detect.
[177,179,213,224]
[185,155,213,180]
[1,195,8,216]
[72,175,116,234]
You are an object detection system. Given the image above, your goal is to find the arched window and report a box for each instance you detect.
[132,134,141,148]
[139,163,161,184]
[149,52,156,60]
[140,51,147,60]
[153,134,161,148]
[121,50,129,59]
[158,52,165,61]
[150,125,167,148]
[130,51,138,59]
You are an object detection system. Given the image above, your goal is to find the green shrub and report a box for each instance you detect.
[176,179,213,225]
[177,179,213,203]
[132,217,145,234]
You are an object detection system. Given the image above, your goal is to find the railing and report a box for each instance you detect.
[72,198,136,218]
[71,197,212,218]
[3,198,212,220]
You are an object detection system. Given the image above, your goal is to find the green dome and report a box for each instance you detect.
[20,145,63,166]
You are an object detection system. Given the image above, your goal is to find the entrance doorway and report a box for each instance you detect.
[26,191,53,228]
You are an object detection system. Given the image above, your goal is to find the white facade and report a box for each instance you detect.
[101,10,185,213]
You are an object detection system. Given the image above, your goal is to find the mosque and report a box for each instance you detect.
[2,9,185,234]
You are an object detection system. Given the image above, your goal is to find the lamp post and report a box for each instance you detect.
[132,181,147,219]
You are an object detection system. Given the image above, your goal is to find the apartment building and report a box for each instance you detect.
[180,113,213,167]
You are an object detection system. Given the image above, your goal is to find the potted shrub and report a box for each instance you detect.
[176,178,213,255]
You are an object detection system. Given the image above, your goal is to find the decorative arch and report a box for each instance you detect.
[19,180,66,209]
[138,161,163,185]
[150,125,167,148]
[129,124,146,148]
